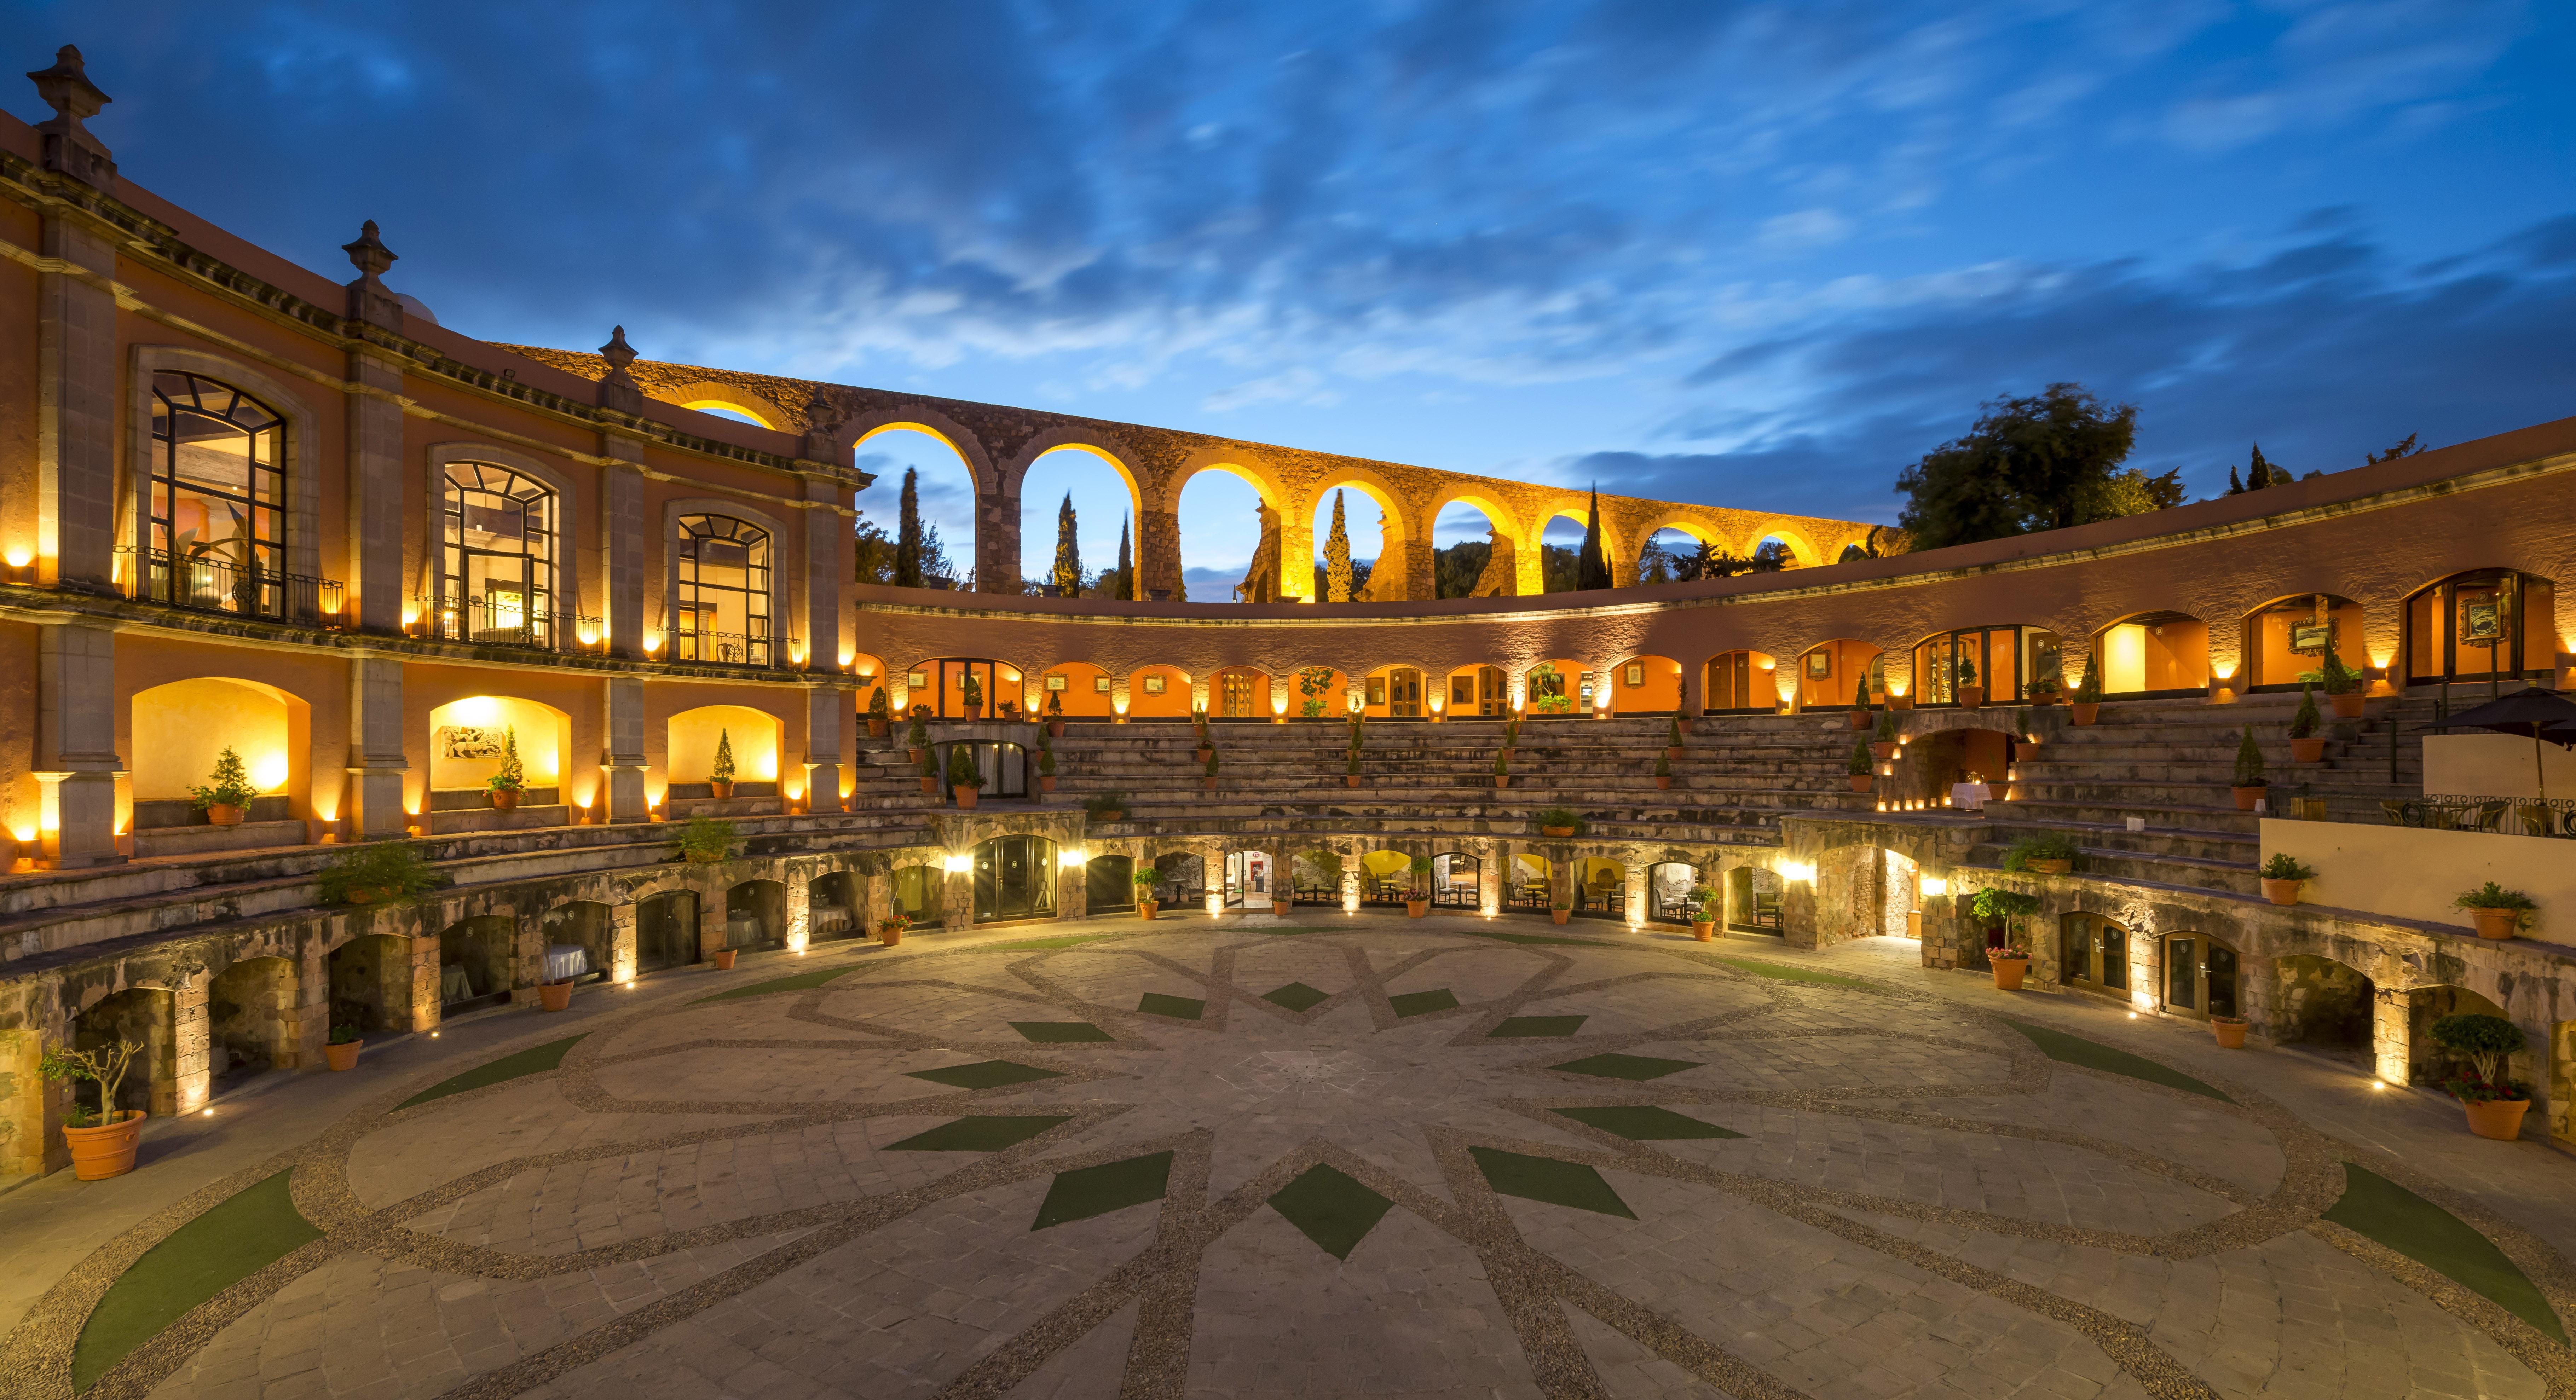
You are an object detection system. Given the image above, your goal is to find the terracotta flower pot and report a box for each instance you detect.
[2464,1097,2531,1141]
[1541,825,1575,838]
[1347,775,1363,787]
[1889,693,1914,710]
[1047,719,1065,738]
[2026,859,2071,875]
[964,704,983,720]
[1848,775,1873,792]
[869,717,888,738]
[1847,711,1870,730]
[880,926,904,945]
[955,787,979,809]
[64,1110,146,1181]
[1499,748,1516,763]
[1656,775,1673,790]
[1957,687,1986,709]
[1195,747,1212,764]
[2259,878,2304,907]
[908,747,925,764]
[206,804,244,827]
[539,980,573,1012]
[491,789,520,811]
[1989,954,2028,990]
[1692,921,1713,942]
[710,781,734,799]
[2472,907,2522,940]
[325,1038,363,1070]
[2070,703,2099,726]
[2291,737,2326,763]
[1137,902,1157,920]
[1667,745,1686,759]
[1551,909,1571,925]
[1096,809,1126,822]
[1039,775,1056,792]
[919,775,937,793]
[1406,899,1429,918]
[1871,741,1898,761]
[712,948,738,970]
[2329,693,2366,719]
[2014,742,2043,761]
[2210,1017,2248,1049]
[2232,786,2266,811]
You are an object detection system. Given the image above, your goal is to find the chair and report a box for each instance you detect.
[2520,805,2556,838]
[2472,801,2508,833]
[2379,800,2415,827]
[2421,805,2461,831]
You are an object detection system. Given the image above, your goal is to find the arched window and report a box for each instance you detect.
[675,515,772,666]
[439,463,557,647]
[146,372,286,617]
[2404,570,2556,686]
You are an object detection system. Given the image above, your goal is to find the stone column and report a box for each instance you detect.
[1278,513,1315,603]
[603,676,649,822]
[786,872,812,952]
[1139,509,1182,600]
[802,685,846,813]
[610,903,638,984]
[976,486,1021,592]
[1624,863,1647,932]
[0,1027,54,1178]
[603,455,646,656]
[801,480,844,663]
[171,973,210,1116]
[347,655,410,840]
[36,621,121,868]
[1513,530,1547,597]
[287,946,327,1070]
[345,346,408,631]
[511,913,544,1008]
[2373,987,2411,1085]
[865,870,890,935]
[944,856,974,932]
[406,932,443,1030]
[34,214,119,593]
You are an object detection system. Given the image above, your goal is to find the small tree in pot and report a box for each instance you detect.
[1955,655,1984,709]
[325,1020,366,1068]
[1132,866,1163,918]
[1971,887,2040,989]
[190,746,257,826]
[674,816,738,865]
[2319,648,2364,718]
[2258,853,2315,906]
[2070,652,2103,725]
[710,729,738,799]
[1405,854,1435,917]
[1534,807,1583,838]
[907,712,930,764]
[2288,683,2324,763]
[1349,752,1365,787]
[1550,889,1572,924]
[1846,737,1875,792]
[961,672,984,718]
[918,746,941,794]
[946,743,986,808]
[40,1037,146,1179]
[1045,687,1065,737]
[1686,883,1718,941]
[1037,735,1057,792]
[1872,708,1899,761]
[2431,1013,2531,1139]
[1201,750,1220,791]
[1084,791,1128,822]
[1667,716,1686,756]
[2230,727,2268,810]
[1500,717,1519,761]
[1654,752,1673,790]
[2454,881,2537,940]
[1491,754,1508,788]
[867,686,892,737]
[487,725,526,810]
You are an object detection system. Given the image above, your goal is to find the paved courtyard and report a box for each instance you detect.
[8,914,2576,1400]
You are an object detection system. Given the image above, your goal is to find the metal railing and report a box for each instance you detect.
[121,548,344,626]
[668,628,790,668]
[408,596,604,654]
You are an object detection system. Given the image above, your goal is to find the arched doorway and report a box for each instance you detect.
[1704,652,1779,712]
[1908,728,2016,804]
[1726,866,1782,934]
[2404,570,2557,689]
[1086,854,1135,913]
[934,741,1032,799]
[2058,913,2130,1001]
[1213,667,1272,719]
[890,864,940,924]
[328,936,412,1034]
[1572,857,1625,920]
[724,880,786,951]
[1359,849,1410,905]
[808,873,859,941]
[1444,665,1508,717]
[2091,612,2210,696]
[1290,848,1343,906]
[1912,626,2061,705]
[1433,851,1481,908]
[207,959,290,1084]
[438,916,517,1012]
[1508,852,1551,912]
[1523,660,1587,715]
[1125,666,1194,719]
[1224,850,1277,909]
[2160,931,2241,1022]
[975,835,1057,922]
[635,891,700,972]
[2241,595,2365,691]
[1610,657,1685,715]
[1791,641,1884,710]
[1038,662,1115,718]
[2276,954,2375,1064]
[1361,666,1426,718]
[75,987,176,1114]
[1644,861,1700,924]
[1151,852,1204,906]
[911,657,1028,719]
[539,902,614,984]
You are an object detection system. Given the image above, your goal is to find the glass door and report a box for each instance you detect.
[974,837,1057,922]
[635,892,699,972]
[2161,934,2239,1020]
[2060,914,2127,997]
[1390,669,1423,717]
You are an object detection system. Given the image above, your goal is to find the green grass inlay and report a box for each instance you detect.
[1264,982,1331,1012]
[1710,956,1875,988]
[1011,1020,1116,1043]
[1554,1105,1744,1140]
[1268,1163,1395,1260]
[1388,989,1460,1018]
[696,963,861,1001]
[1469,1146,1635,1218]
[886,1115,1073,1152]
[1033,1151,1174,1230]
[906,1060,1067,1089]
[1489,1015,1587,1038]
[1461,930,1599,947]
[986,934,1125,951]
[2324,1163,2567,1343]
[1998,1017,2232,1103]
[395,1035,587,1111]
[1551,1052,1703,1082]
[1137,992,1206,1020]
[73,1170,323,1390]
[1253,926,1343,935]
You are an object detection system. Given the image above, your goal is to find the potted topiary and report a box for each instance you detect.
[710,729,738,799]
[2230,727,2268,810]
[1407,854,1433,918]
[2259,853,2315,906]
[2454,882,2537,940]
[1045,688,1066,738]
[325,1022,365,1069]
[1132,866,1161,919]
[1687,883,1717,941]
[1491,754,1509,788]
[1037,737,1057,793]
[1871,709,1899,762]
[190,746,257,826]
[907,712,930,765]
[2012,719,2044,762]
[40,1038,145,1180]
[487,725,525,810]
[1085,791,1128,822]
[867,686,891,738]
[2431,1013,2531,1139]
[674,815,737,864]
[1955,655,1985,709]
[1550,891,1572,925]
[1201,750,1220,791]
[318,839,451,906]
[2070,653,2103,725]
[1848,695,1872,732]
[2288,683,2324,763]
[2004,832,2079,875]
[1535,807,1582,838]
[961,672,984,719]
[1668,716,1688,755]
[947,744,985,808]
[918,746,941,794]
[1846,737,1874,792]
[1349,753,1366,788]
[1654,752,1673,790]
[877,912,909,946]
[1499,718,1518,762]
[2320,649,2365,719]
[1973,887,2039,989]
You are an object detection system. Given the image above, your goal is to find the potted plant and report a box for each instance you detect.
[2320,649,2365,719]
[190,746,257,826]
[877,912,909,946]
[2432,1013,2531,1139]
[1654,752,1674,790]
[867,686,891,738]
[1085,791,1128,822]
[1350,753,1366,788]
[2070,653,2102,725]
[2454,882,2536,940]
[2230,727,2268,810]
[1534,807,1583,838]
[674,816,738,864]
[2288,683,2325,763]
[907,712,930,765]
[2259,853,2314,906]
[918,746,941,794]
[538,964,576,1009]
[1406,854,1434,917]
[710,729,737,799]
[1201,750,1220,791]
[1972,887,2039,989]
[2003,832,2079,875]
[712,943,740,970]
[1037,737,1057,793]
[1668,716,1688,756]
[2208,1013,2249,1049]
[2012,721,2043,762]
[39,1038,145,1180]
[324,1022,365,1069]
[1955,655,1985,709]
[1846,737,1874,792]
[961,672,984,719]
[947,744,985,808]
[1871,709,1899,761]
[487,725,525,810]
[1848,696,1872,731]
[1687,883,1717,941]
[317,839,451,906]
[1550,891,1572,925]
[1045,688,1066,737]
[1500,718,1519,761]
[1132,866,1162,919]
[1491,754,1509,788]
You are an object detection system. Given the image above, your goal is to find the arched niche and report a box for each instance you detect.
[1283,667,1351,720]
[1211,667,1274,719]
[2403,569,2557,687]
[428,695,570,803]
[1790,640,1883,710]
[1704,651,1780,712]
[130,677,310,827]
[2240,594,2365,691]
[1038,661,1115,718]
[668,704,782,786]
[2091,612,2210,696]
[1609,655,1684,715]
[1126,665,1195,719]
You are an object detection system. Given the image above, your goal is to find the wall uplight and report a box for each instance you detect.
[1059,846,1088,868]
[943,853,972,873]
[578,626,601,648]
[2,546,29,569]
[643,633,663,654]
[1778,860,1816,883]
[1921,876,1948,897]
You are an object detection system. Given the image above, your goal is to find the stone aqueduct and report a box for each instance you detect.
[504,346,1882,600]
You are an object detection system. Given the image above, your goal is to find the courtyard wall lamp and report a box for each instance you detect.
[943,853,972,873]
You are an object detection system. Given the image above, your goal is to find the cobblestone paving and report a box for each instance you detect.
[12,917,2576,1399]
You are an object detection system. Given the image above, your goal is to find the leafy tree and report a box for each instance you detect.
[1895,383,2141,549]
[1052,493,1082,595]
[1577,487,1611,590]
[894,467,924,587]
[2365,432,2424,465]
[853,516,896,585]
[1324,490,1354,602]
[1541,543,1580,593]
[1693,539,1790,578]
[1635,535,1679,584]
[189,746,256,809]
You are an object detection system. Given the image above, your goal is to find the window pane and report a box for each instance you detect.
[2166,940,2196,1009]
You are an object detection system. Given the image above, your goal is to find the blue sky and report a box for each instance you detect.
[16,1,2571,590]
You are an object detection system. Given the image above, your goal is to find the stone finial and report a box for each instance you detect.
[600,325,638,372]
[341,220,405,331]
[342,220,398,279]
[597,326,644,413]
[25,45,116,185]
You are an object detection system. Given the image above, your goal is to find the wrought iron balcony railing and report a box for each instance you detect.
[408,596,606,654]
[666,628,780,668]
[120,548,345,626]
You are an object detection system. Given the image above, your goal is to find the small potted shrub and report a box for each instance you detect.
[1201,750,1220,791]
[1654,752,1673,790]
[2432,1013,2531,1139]
[2004,832,2079,875]
[918,746,941,794]
[1668,716,1688,755]
[1535,806,1582,838]
[2320,649,2365,719]
[1550,891,1572,925]
[1037,738,1057,793]
[1499,719,1518,762]
[1045,688,1066,737]
[947,744,985,808]
[318,839,450,906]
[1407,854,1434,918]
[2454,882,2536,940]
[2288,684,2324,763]
[325,1021,365,1069]
[39,1038,145,1180]
[1871,709,1899,761]
[1490,754,1508,789]
[2012,720,2044,762]
[1350,753,1365,788]
[867,686,891,738]
[961,672,984,719]
[2070,653,2102,725]
[709,729,737,800]
[2230,727,2268,810]
[190,746,257,827]
[877,912,909,946]
[1972,887,2039,989]
[487,725,525,811]
[2208,1013,2249,1049]
[1955,655,1985,710]
[907,712,930,764]
[1132,866,1162,919]
[1085,791,1128,822]
[2259,853,2314,906]
[1847,695,1872,732]
[1846,737,1874,792]
[674,815,738,864]
[1687,883,1718,941]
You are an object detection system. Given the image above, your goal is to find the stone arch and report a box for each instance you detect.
[538,901,616,984]
[654,381,791,430]
[1608,654,1685,714]
[839,408,998,491]
[1627,513,1722,582]
[1740,520,1824,568]
[2239,592,2367,690]
[2274,953,2376,1057]
[999,428,1149,523]
[128,676,312,818]
[1278,665,1352,719]
[2090,611,2212,696]
[667,704,783,785]
[1535,497,1621,586]
[1301,469,1420,603]
[1422,489,1527,598]
[327,933,415,1035]
[426,694,574,817]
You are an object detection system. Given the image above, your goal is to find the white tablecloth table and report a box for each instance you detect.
[1950,782,1993,811]
[543,944,590,982]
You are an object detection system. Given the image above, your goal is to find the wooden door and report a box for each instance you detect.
[1391,668,1422,717]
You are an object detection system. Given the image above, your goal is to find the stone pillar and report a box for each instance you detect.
[511,913,544,1008]
[2373,987,2411,1085]
[1399,533,1434,604]
[944,856,974,932]
[801,480,844,663]
[1513,530,1547,598]
[603,676,649,822]
[405,932,443,1031]
[1139,509,1182,600]
[345,348,408,631]
[1624,863,1647,931]
[1278,512,1315,603]
[170,974,210,1115]
[977,486,1021,592]
[610,903,638,984]
[786,873,811,952]
[347,655,410,840]
[36,622,121,868]
[34,215,119,593]
[865,870,891,934]
[603,454,646,656]
[286,946,327,1070]
[802,685,846,813]
[0,1026,54,1178]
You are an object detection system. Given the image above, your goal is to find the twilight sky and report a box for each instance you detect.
[14,1,2572,590]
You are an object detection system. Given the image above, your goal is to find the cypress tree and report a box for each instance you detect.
[1324,490,1353,602]
[1053,492,1081,595]
[894,467,924,587]
[2249,442,2278,488]
[1577,486,1611,590]
[2225,464,2245,495]
[1114,514,1133,600]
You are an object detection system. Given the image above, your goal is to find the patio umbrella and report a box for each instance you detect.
[2428,686,2576,803]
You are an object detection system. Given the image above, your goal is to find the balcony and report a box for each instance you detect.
[408,595,606,655]
[666,628,787,669]
[119,548,345,626]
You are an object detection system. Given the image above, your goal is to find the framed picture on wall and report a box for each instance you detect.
[1143,675,1166,695]
[1623,663,1643,687]
[1045,673,1068,691]
[2462,600,2503,641]
[1093,675,1112,693]
[2288,623,2331,654]
[906,670,928,689]
[1806,651,1832,680]
[1366,678,1387,705]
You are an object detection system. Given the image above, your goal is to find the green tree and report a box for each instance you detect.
[1434,538,1492,598]
[1324,490,1354,602]
[894,467,924,587]
[1053,492,1082,595]
[1110,513,1133,600]
[1895,383,2140,549]
[853,515,895,585]
[1577,487,1611,590]
[2366,432,2424,465]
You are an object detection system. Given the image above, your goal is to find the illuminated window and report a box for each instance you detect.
[147,372,284,615]
[440,463,556,646]
[675,515,773,665]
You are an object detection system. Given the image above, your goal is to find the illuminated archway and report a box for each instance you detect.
[2239,595,2364,692]
[1020,444,1147,597]
[131,678,309,818]
[1425,493,1523,597]
[2090,612,2209,696]
[667,704,782,785]
[1305,473,1415,603]
[1608,655,1684,714]
[1790,640,1884,709]
[427,694,571,802]
[1704,651,1780,712]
